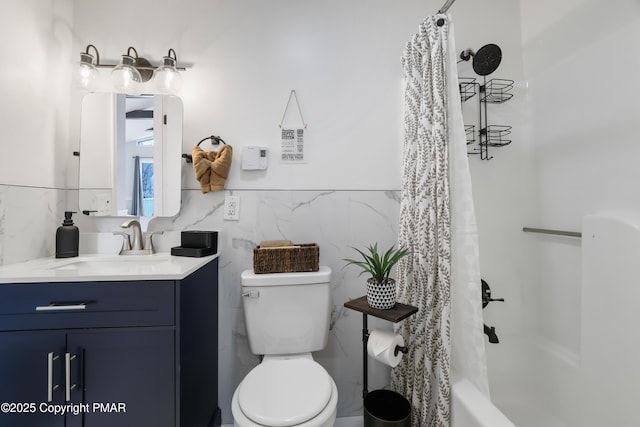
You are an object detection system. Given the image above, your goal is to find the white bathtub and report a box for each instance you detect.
[451,378,515,427]
[326,377,515,427]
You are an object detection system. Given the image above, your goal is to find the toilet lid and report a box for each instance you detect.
[238,358,332,427]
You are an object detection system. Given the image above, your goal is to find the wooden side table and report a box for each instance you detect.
[344,296,418,398]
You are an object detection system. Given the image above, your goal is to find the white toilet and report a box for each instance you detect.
[232,267,338,427]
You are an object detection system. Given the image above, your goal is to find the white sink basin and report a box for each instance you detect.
[50,255,171,272]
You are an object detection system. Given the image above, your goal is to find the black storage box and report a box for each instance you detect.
[171,230,218,257]
[181,230,218,250]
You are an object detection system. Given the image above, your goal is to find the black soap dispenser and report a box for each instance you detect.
[56,211,79,258]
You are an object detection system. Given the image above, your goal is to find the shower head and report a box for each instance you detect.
[458,43,503,76]
[472,43,502,76]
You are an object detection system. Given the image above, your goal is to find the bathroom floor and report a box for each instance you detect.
[221,416,363,427]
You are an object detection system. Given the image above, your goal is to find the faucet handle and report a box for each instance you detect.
[113,232,132,253]
[144,231,163,254]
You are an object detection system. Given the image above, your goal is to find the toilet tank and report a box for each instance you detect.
[241,267,332,355]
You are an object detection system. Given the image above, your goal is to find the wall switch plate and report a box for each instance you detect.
[224,195,240,220]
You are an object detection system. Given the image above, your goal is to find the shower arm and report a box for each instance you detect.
[438,0,456,14]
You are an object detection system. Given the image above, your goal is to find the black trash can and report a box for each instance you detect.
[364,389,412,427]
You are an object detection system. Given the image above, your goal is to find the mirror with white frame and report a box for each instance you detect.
[78,93,182,217]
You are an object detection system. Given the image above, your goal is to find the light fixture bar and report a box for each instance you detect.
[79,45,188,70]
[76,44,187,93]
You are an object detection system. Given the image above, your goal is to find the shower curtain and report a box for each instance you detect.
[392,15,489,427]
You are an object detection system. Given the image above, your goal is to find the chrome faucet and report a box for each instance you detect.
[118,220,155,255]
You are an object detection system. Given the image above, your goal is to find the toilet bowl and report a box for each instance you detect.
[232,356,337,427]
[234,267,337,427]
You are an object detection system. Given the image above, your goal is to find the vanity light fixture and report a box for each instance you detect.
[74,44,100,92]
[75,45,185,94]
[154,49,182,94]
[111,47,145,93]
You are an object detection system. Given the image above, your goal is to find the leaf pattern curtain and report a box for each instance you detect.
[392,15,453,427]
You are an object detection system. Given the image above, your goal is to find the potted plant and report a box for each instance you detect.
[343,243,409,309]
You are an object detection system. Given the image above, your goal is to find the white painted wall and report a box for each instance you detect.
[69,0,415,191]
[0,0,72,188]
[0,0,72,264]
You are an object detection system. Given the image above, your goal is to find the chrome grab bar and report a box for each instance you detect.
[522,227,582,238]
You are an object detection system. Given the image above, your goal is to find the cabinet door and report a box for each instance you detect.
[66,328,175,427]
[0,331,66,427]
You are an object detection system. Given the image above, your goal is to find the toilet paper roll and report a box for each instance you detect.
[367,329,405,368]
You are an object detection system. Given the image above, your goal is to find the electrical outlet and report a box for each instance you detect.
[224,195,240,220]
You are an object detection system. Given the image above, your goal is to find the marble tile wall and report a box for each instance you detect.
[149,189,403,422]
[0,185,65,266]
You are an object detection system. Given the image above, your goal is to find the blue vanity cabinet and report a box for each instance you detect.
[0,331,67,427]
[0,256,220,427]
[65,328,176,427]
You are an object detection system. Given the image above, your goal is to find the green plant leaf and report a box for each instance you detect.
[342,243,409,284]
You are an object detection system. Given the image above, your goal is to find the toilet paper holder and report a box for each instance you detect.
[364,330,409,357]
[344,296,419,399]
[365,329,408,364]
[394,345,409,357]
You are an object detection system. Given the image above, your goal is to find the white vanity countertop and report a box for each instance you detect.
[0,253,219,284]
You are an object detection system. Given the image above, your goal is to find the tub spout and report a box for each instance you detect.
[484,324,499,344]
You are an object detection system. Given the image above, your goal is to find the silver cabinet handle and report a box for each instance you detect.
[47,352,59,402]
[241,290,260,298]
[65,353,77,401]
[36,304,87,312]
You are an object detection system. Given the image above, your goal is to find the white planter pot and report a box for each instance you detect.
[366,278,396,310]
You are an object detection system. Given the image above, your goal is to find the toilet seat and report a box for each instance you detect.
[237,358,332,427]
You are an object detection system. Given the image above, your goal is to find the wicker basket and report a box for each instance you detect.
[253,243,319,274]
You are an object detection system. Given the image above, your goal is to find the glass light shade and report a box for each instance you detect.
[74,52,99,92]
[111,55,142,93]
[154,56,182,94]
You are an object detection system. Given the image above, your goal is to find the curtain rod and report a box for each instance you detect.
[438,0,456,14]
[522,227,582,238]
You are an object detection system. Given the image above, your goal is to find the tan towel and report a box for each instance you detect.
[192,145,233,193]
